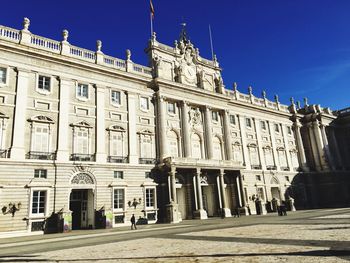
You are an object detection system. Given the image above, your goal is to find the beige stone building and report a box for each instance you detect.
[0,18,348,236]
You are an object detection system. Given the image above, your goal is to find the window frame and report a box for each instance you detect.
[140,96,150,111]
[0,66,9,87]
[34,169,47,179]
[36,74,52,95]
[229,115,236,125]
[111,90,121,106]
[113,187,126,212]
[113,171,124,179]
[31,123,51,153]
[167,101,176,115]
[29,188,49,218]
[145,187,155,209]
[76,82,89,101]
[245,118,252,129]
[260,120,267,131]
[211,111,219,122]
[274,123,280,133]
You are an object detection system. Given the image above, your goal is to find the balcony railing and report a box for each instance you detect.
[266,165,277,170]
[107,156,128,163]
[139,158,156,164]
[26,151,56,160]
[70,154,95,162]
[0,149,9,158]
[251,165,262,170]
[281,166,290,171]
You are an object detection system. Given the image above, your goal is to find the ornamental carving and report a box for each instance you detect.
[189,108,201,126]
[71,173,94,184]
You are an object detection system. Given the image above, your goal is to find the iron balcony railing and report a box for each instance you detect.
[139,158,156,164]
[70,154,95,162]
[107,156,128,163]
[26,151,56,160]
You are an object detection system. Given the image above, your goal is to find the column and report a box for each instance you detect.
[169,167,177,202]
[95,86,106,162]
[293,119,309,171]
[180,101,191,157]
[10,69,29,160]
[194,168,208,219]
[307,122,322,171]
[204,106,213,159]
[237,173,249,215]
[267,121,280,171]
[238,115,250,167]
[320,122,333,169]
[281,124,292,171]
[222,110,233,160]
[127,92,138,164]
[157,94,168,159]
[166,166,180,223]
[56,78,71,161]
[218,169,231,217]
[253,118,266,170]
[312,120,329,170]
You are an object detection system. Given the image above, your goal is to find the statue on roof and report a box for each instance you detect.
[179,22,189,44]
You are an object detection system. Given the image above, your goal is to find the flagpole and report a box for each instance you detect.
[150,12,153,38]
[209,24,214,60]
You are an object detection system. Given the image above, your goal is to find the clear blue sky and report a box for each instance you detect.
[1,0,349,110]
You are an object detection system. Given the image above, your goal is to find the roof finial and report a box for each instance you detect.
[179,22,189,44]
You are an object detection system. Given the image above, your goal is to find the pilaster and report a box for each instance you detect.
[180,101,191,157]
[307,122,322,171]
[127,92,138,164]
[10,69,29,160]
[293,119,309,171]
[254,118,266,170]
[204,106,213,159]
[95,86,106,163]
[238,115,250,167]
[312,120,329,170]
[281,124,292,171]
[222,110,233,160]
[157,94,168,159]
[267,121,280,171]
[193,168,207,219]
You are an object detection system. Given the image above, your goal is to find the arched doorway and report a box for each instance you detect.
[69,172,95,230]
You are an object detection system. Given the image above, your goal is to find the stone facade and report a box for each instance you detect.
[0,18,348,236]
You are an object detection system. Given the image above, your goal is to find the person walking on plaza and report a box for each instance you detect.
[130,214,137,230]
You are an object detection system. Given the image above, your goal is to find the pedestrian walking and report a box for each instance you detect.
[130,214,137,230]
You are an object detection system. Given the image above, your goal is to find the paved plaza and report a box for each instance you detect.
[0,208,350,262]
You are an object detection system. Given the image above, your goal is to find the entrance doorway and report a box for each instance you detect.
[70,189,94,230]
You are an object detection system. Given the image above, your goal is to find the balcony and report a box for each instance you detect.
[70,154,95,162]
[107,156,128,163]
[281,166,290,171]
[266,165,277,170]
[0,149,9,158]
[139,158,156,164]
[162,157,243,169]
[251,165,262,170]
[26,151,56,160]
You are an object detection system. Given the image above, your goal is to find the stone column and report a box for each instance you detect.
[95,86,106,162]
[237,173,249,215]
[194,168,208,219]
[267,121,280,171]
[307,122,322,171]
[222,110,233,160]
[218,169,231,217]
[312,120,329,170]
[281,124,292,171]
[180,101,191,157]
[253,118,266,170]
[166,166,180,223]
[320,122,334,170]
[56,78,71,161]
[10,69,29,160]
[204,106,213,159]
[157,94,168,160]
[293,120,309,171]
[238,115,250,167]
[127,92,138,164]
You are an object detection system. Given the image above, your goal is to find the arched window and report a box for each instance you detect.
[168,130,179,157]
[213,136,222,160]
[191,133,202,159]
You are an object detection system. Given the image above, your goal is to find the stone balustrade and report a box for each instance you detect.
[0,23,152,77]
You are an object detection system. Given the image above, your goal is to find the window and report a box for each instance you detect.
[113,189,125,210]
[114,171,124,179]
[213,136,222,160]
[140,97,149,110]
[212,111,219,122]
[0,67,7,84]
[167,102,176,114]
[76,130,89,154]
[34,169,47,179]
[76,83,88,99]
[274,123,280,133]
[256,175,262,181]
[287,126,292,135]
[38,75,50,92]
[111,90,121,105]
[110,132,124,156]
[140,134,152,158]
[145,172,151,178]
[31,190,46,215]
[229,115,236,125]
[246,118,252,128]
[33,126,49,152]
[260,121,267,131]
[145,188,155,208]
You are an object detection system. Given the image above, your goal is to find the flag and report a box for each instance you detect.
[150,0,155,19]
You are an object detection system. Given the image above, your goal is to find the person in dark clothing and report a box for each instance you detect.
[130,214,137,230]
